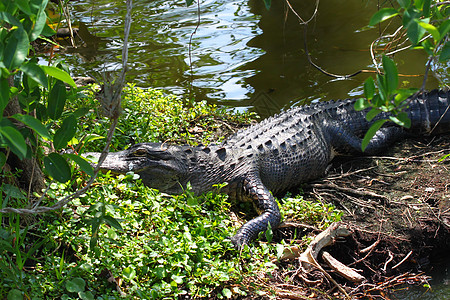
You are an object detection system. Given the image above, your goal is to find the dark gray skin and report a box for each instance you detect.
[85,90,450,249]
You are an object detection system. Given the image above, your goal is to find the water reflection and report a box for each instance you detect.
[60,0,444,118]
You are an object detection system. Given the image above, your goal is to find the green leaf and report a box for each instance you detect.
[0,77,9,114]
[15,0,32,15]
[0,152,5,168]
[363,76,376,100]
[376,73,387,102]
[47,80,67,119]
[44,153,71,183]
[222,288,232,299]
[366,108,381,121]
[438,153,450,162]
[369,8,398,26]
[30,0,49,41]
[419,39,434,55]
[414,0,424,10]
[406,18,427,45]
[389,112,411,128]
[185,0,195,6]
[418,21,440,42]
[397,0,411,9]
[422,0,431,17]
[439,41,450,62]
[104,215,123,231]
[354,98,370,111]
[438,20,450,40]
[394,88,417,106]
[265,221,273,243]
[382,55,398,95]
[0,125,27,159]
[12,114,51,140]
[263,0,272,10]
[171,274,184,284]
[362,119,387,151]
[64,153,94,176]
[276,243,285,259]
[78,291,94,300]
[41,66,76,88]
[3,27,29,70]
[20,62,48,88]
[65,277,86,293]
[53,115,77,150]
[7,289,23,300]
[107,228,117,239]
[0,12,22,27]
[123,266,136,281]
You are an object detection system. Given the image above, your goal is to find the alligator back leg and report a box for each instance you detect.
[326,122,406,155]
[231,175,281,249]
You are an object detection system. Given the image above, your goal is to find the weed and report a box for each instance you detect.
[0,85,342,298]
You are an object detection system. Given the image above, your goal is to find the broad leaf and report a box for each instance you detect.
[64,153,94,176]
[363,76,375,100]
[0,152,6,168]
[439,41,450,62]
[354,98,370,111]
[41,66,76,88]
[123,266,136,281]
[65,277,86,293]
[438,20,450,40]
[0,77,9,114]
[397,0,411,9]
[3,27,29,70]
[15,0,32,15]
[30,0,49,41]
[366,108,381,121]
[362,119,387,151]
[0,12,22,27]
[44,153,71,183]
[12,114,51,140]
[422,0,431,17]
[382,55,398,95]
[20,62,48,88]
[418,21,440,42]
[47,80,67,119]
[406,18,427,45]
[369,8,398,26]
[0,125,27,159]
[53,115,77,150]
[389,112,411,128]
[104,215,123,231]
[185,0,195,6]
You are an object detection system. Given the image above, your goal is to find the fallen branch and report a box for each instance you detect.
[322,251,365,282]
[298,222,353,298]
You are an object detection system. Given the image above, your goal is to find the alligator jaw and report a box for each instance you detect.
[83,151,135,174]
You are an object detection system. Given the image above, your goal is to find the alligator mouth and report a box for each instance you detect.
[83,152,133,174]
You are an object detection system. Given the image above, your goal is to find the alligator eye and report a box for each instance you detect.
[133,149,147,157]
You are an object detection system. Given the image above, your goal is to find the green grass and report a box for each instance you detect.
[0,85,342,299]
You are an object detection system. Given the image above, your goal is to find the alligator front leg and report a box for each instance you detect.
[231,176,281,249]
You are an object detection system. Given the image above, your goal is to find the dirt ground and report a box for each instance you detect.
[260,133,450,299]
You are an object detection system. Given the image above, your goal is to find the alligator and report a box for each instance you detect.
[85,90,450,248]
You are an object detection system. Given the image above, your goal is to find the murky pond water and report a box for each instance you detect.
[58,0,447,117]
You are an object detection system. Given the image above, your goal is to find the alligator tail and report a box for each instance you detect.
[407,89,450,134]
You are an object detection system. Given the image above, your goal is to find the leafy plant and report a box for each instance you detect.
[0,0,92,186]
[357,0,449,151]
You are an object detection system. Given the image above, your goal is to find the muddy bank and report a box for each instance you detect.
[267,133,450,299]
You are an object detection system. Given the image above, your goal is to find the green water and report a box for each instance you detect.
[59,1,449,298]
[60,0,447,117]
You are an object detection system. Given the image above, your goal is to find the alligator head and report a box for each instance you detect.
[84,143,192,194]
